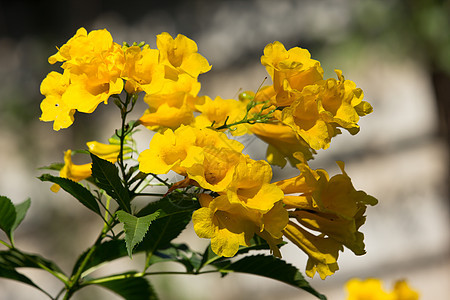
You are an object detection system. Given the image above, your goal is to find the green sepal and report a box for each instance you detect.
[90,153,131,213]
[116,210,160,258]
[91,272,158,300]
[38,174,101,216]
[217,254,326,300]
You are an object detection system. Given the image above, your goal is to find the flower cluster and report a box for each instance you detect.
[345,278,419,300]
[40,28,211,131]
[41,28,377,280]
[251,41,373,167]
[138,125,288,257]
[276,153,377,278]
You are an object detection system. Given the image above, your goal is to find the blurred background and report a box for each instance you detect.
[0,0,449,299]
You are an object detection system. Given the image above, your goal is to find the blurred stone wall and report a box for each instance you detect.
[0,0,448,299]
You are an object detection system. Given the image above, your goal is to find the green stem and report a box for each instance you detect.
[81,270,220,286]
[117,93,131,189]
[0,239,12,248]
[62,217,116,300]
[33,259,68,284]
[134,192,166,197]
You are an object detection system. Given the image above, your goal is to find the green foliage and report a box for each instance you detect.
[92,273,158,300]
[136,194,199,258]
[198,235,276,270]
[11,198,30,233]
[116,210,160,258]
[0,248,65,276]
[0,196,16,238]
[0,267,50,296]
[90,153,131,212]
[37,162,64,171]
[38,174,101,216]
[71,240,128,276]
[216,255,326,300]
[0,196,31,245]
[0,248,67,297]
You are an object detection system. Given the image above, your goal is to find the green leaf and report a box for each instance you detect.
[217,255,326,300]
[0,196,16,237]
[116,211,160,258]
[0,265,51,297]
[0,248,66,276]
[38,174,101,216]
[38,162,64,171]
[148,243,201,273]
[135,195,199,257]
[11,198,30,232]
[90,153,131,212]
[93,273,158,300]
[7,198,31,244]
[71,240,128,276]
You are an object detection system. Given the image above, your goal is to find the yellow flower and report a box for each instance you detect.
[192,191,288,258]
[193,194,260,257]
[39,71,75,131]
[51,141,126,192]
[185,146,242,192]
[51,149,92,192]
[275,154,377,278]
[250,121,315,167]
[393,280,420,300]
[281,70,373,150]
[226,155,284,213]
[87,141,131,162]
[190,155,288,257]
[283,221,341,279]
[156,32,211,78]
[281,83,339,150]
[194,96,250,135]
[261,41,323,107]
[138,126,244,176]
[47,27,125,114]
[345,278,419,300]
[346,278,395,300]
[318,70,373,135]
[121,45,165,94]
[139,74,201,131]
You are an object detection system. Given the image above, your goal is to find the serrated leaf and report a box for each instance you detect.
[135,196,199,257]
[0,196,16,236]
[93,272,158,300]
[217,255,326,300]
[117,211,160,258]
[90,153,131,212]
[38,174,101,216]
